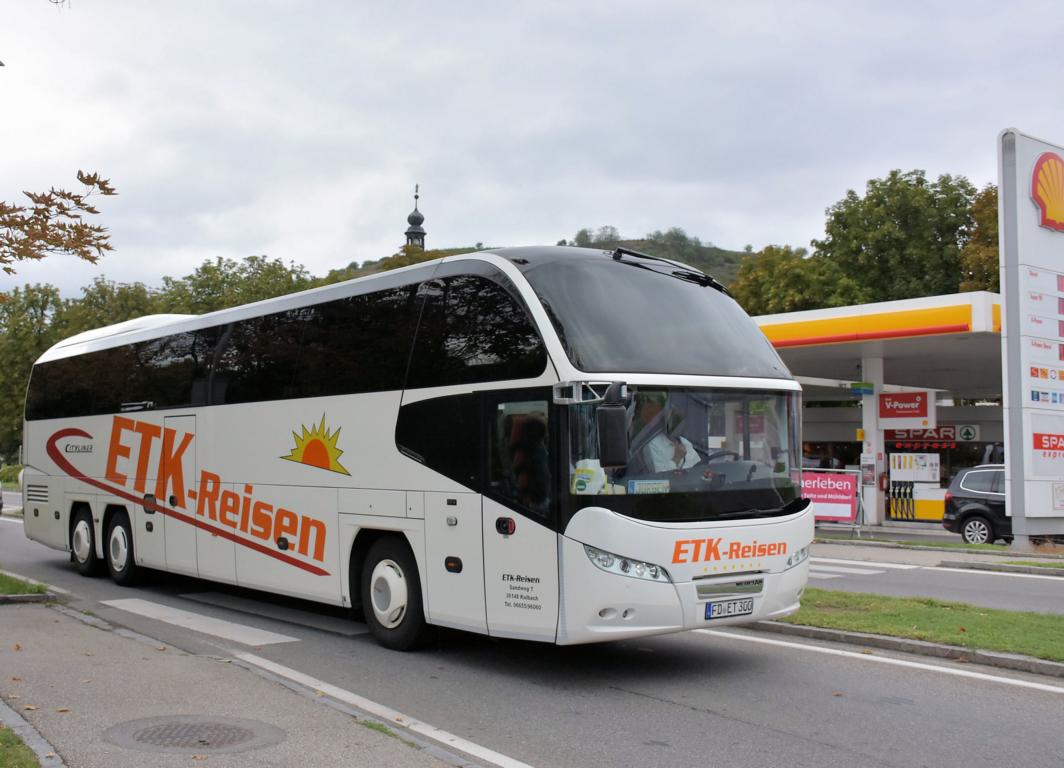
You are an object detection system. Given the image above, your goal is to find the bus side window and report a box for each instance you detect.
[487,399,551,519]
[395,394,480,490]
[406,273,546,389]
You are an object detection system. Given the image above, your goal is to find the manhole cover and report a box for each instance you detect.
[103,716,285,754]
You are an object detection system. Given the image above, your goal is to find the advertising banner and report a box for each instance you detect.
[877,391,936,430]
[802,470,860,522]
[999,129,1064,528]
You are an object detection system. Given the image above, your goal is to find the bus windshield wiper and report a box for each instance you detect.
[713,498,809,520]
[611,247,730,295]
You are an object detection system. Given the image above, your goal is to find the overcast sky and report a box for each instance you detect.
[3,1,1064,296]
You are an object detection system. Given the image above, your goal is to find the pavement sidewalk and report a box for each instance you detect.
[0,603,449,768]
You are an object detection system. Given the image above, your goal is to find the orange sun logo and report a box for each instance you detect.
[281,416,350,475]
[1032,151,1064,233]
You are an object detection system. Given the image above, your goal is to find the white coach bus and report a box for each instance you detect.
[22,246,812,649]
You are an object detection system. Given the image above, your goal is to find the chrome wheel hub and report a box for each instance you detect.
[370,558,408,629]
[72,519,93,563]
[964,519,990,544]
[109,525,129,572]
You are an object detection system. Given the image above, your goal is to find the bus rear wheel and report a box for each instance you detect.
[106,510,140,586]
[361,537,430,651]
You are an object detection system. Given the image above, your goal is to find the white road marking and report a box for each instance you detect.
[927,566,1064,582]
[808,564,885,576]
[235,652,535,768]
[698,629,1064,696]
[813,556,1064,581]
[806,572,842,581]
[181,592,368,637]
[0,516,23,524]
[812,557,921,570]
[101,598,298,646]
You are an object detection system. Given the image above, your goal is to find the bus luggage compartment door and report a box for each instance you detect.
[424,491,486,632]
[163,415,198,576]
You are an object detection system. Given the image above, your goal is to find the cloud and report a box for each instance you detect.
[3,0,1063,296]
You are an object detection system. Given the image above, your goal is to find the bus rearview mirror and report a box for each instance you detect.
[597,385,628,468]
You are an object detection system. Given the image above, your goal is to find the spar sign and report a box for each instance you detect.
[877,391,936,431]
[802,471,859,523]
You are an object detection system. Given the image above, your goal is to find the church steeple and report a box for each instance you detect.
[404,185,426,249]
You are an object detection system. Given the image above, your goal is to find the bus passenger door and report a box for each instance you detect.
[481,395,560,641]
[424,492,486,632]
[162,415,198,576]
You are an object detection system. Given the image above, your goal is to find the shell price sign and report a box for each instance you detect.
[999,129,1064,531]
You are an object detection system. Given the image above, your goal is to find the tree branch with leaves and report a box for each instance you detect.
[0,170,117,275]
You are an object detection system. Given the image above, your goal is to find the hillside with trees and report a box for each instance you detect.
[561,226,747,285]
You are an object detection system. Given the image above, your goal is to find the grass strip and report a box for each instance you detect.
[0,573,46,596]
[1004,560,1064,570]
[0,724,40,768]
[781,588,1064,663]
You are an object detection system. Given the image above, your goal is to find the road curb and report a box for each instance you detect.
[750,620,1064,679]
[0,696,67,767]
[0,592,59,604]
[938,560,1064,577]
[815,537,1064,560]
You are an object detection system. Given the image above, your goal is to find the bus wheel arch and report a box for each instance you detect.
[355,533,431,650]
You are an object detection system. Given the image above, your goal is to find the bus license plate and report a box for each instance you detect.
[705,598,754,620]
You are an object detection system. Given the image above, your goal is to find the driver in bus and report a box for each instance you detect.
[633,393,701,473]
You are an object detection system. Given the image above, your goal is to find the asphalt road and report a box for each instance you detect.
[1,490,19,511]
[2,520,1063,768]
[807,554,1064,614]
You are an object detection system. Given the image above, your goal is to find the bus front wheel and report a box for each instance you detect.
[361,537,430,651]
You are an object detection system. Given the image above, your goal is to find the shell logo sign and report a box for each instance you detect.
[281,415,350,475]
[1032,151,1064,233]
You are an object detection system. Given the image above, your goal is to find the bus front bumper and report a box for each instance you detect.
[555,535,809,645]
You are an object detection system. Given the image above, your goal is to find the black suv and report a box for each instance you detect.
[943,465,1007,544]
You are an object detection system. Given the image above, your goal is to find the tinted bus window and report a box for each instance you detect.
[211,309,307,404]
[406,274,546,388]
[523,258,789,378]
[297,285,419,397]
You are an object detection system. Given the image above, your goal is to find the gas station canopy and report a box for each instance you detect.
[755,292,1003,401]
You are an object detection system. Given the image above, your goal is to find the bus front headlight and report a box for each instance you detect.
[584,545,672,583]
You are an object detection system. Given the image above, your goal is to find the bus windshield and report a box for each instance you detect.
[522,256,789,378]
[567,387,802,523]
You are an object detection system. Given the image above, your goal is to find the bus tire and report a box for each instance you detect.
[71,506,103,577]
[361,536,430,651]
[105,510,140,586]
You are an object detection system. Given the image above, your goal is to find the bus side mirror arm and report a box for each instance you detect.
[597,382,628,469]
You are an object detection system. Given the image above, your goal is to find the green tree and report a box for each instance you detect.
[59,276,160,336]
[573,228,593,247]
[0,285,65,459]
[158,255,313,314]
[812,170,976,303]
[730,245,862,315]
[959,184,999,293]
[1,171,116,277]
